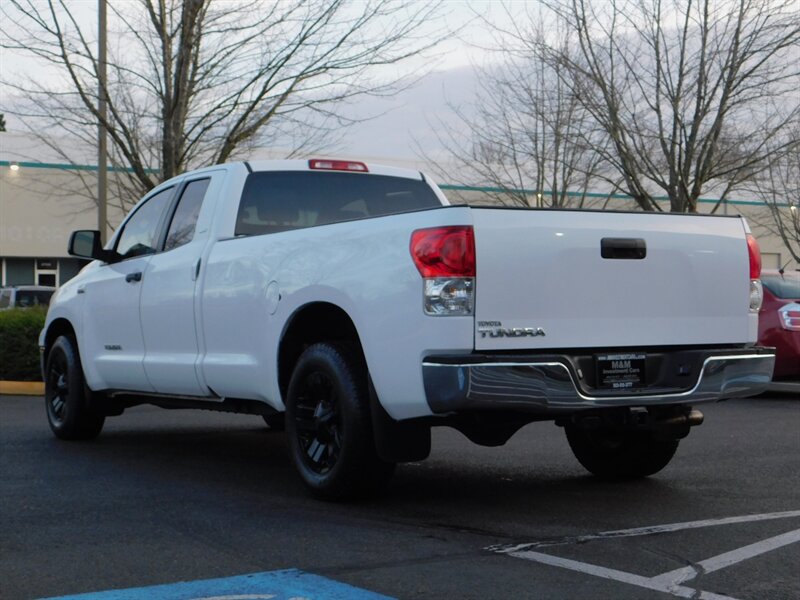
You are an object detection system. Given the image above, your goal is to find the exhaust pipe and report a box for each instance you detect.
[688,408,704,426]
[652,408,704,441]
[658,408,704,429]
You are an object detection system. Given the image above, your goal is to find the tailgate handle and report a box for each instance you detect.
[601,238,646,260]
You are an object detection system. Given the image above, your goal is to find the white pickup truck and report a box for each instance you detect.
[40,159,775,499]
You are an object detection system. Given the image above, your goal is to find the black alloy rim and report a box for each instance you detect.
[294,371,342,474]
[47,351,69,423]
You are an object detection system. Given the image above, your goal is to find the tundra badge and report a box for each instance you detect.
[477,321,546,338]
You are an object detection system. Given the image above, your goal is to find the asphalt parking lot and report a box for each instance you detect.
[1,394,798,600]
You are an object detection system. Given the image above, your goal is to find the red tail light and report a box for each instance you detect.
[410,226,475,278]
[308,159,368,172]
[747,234,761,279]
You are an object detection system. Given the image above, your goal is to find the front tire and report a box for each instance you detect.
[44,336,105,440]
[565,426,679,480]
[285,342,395,500]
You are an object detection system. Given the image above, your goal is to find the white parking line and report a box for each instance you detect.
[489,509,800,553]
[507,550,738,600]
[490,511,800,600]
[650,528,800,588]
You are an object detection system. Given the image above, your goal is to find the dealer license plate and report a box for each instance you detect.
[596,353,646,390]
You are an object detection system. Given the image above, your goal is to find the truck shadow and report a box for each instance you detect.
[43,411,689,535]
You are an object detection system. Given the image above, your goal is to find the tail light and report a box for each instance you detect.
[410,226,475,277]
[747,234,761,279]
[747,234,762,313]
[779,303,800,331]
[410,226,475,316]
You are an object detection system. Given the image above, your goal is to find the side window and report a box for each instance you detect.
[115,188,173,259]
[164,179,210,251]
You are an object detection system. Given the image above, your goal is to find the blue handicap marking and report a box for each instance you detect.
[39,569,395,600]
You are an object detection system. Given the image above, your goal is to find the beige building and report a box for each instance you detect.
[0,133,125,286]
[1,131,797,287]
[1,164,93,287]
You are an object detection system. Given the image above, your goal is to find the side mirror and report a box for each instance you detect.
[68,230,119,263]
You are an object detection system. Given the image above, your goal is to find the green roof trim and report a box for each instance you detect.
[438,184,783,207]
[0,159,158,174]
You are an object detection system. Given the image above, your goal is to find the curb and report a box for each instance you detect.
[0,381,44,395]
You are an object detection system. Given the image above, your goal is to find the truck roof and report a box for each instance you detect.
[246,159,426,181]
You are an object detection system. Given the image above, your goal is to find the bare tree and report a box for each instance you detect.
[745,130,800,263]
[539,0,800,212]
[0,113,6,132]
[426,14,607,208]
[1,0,448,215]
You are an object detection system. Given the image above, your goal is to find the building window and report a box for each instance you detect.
[38,273,57,286]
[34,258,59,287]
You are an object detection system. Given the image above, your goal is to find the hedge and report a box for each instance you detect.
[0,308,46,381]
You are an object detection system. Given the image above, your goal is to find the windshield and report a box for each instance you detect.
[761,273,800,299]
[15,290,55,308]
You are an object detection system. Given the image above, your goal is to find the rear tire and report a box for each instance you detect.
[44,335,105,440]
[565,426,679,480]
[285,342,395,500]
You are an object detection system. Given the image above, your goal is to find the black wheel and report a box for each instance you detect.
[44,335,105,440]
[285,342,395,500]
[262,412,285,431]
[565,426,679,480]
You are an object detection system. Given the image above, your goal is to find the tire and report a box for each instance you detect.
[262,413,285,431]
[285,342,395,500]
[565,425,679,480]
[44,335,105,440]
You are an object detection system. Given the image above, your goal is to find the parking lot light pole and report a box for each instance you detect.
[98,0,107,244]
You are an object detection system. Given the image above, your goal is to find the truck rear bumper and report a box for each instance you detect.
[422,348,775,415]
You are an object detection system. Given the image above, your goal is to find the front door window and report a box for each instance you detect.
[115,188,173,259]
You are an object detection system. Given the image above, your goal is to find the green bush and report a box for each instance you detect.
[0,308,46,381]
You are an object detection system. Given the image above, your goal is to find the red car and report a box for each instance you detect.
[758,270,800,387]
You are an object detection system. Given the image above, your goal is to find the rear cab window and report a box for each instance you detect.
[164,178,210,251]
[234,171,441,237]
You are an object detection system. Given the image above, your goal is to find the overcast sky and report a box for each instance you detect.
[334,2,513,160]
[332,66,481,161]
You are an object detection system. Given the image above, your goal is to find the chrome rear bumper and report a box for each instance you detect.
[422,350,775,415]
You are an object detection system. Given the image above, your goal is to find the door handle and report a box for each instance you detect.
[601,238,647,260]
[125,271,143,283]
[192,258,201,281]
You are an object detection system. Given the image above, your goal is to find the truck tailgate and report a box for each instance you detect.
[472,208,751,350]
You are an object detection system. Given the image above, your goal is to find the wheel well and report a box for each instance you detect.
[278,303,362,401]
[44,318,77,357]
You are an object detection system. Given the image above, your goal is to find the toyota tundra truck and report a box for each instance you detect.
[39,159,775,499]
